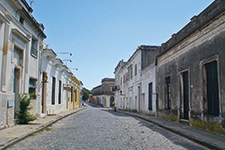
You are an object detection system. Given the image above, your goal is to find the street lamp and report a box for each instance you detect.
[57,52,72,56]
[62,59,72,62]
[69,68,78,71]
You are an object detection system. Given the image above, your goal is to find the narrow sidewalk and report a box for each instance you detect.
[117,110,225,150]
[0,107,86,150]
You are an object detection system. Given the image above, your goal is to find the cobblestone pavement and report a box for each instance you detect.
[8,105,209,150]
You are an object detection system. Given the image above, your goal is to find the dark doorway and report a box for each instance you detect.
[165,76,171,110]
[58,80,62,104]
[183,71,189,120]
[205,61,219,116]
[52,77,56,105]
[148,83,153,110]
[13,68,20,119]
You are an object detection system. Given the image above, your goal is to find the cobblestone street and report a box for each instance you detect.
[8,105,208,150]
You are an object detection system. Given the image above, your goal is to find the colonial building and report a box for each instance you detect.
[0,0,82,128]
[156,0,225,128]
[69,75,81,109]
[92,78,115,107]
[114,45,159,114]
[41,44,74,116]
[0,0,46,128]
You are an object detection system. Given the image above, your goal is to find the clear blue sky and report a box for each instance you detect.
[29,0,213,90]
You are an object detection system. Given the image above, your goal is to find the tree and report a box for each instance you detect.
[17,94,36,124]
[82,88,92,101]
[82,91,89,101]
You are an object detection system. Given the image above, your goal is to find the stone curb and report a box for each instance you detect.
[0,107,87,150]
[116,110,222,150]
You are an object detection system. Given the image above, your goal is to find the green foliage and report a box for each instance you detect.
[82,87,92,101]
[82,91,89,101]
[83,87,92,94]
[17,94,36,124]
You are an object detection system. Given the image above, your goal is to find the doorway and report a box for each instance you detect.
[13,68,20,119]
[41,72,47,113]
[148,83,153,110]
[182,71,189,120]
[205,61,219,116]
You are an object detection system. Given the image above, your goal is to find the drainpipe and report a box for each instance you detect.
[6,101,8,128]
[155,58,159,117]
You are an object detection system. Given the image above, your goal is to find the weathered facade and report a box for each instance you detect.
[0,0,46,128]
[157,0,225,129]
[92,78,115,107]
[114,45,159,114]
[141,47,159,115]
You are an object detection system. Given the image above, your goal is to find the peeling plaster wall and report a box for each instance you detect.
[157,14,225,122]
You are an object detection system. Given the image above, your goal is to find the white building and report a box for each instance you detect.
[114,45,159,115]
[41,44,73,116]
[0,0,46,128]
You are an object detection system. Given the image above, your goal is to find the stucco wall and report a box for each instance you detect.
[157,14,225,121]
[141,63,157,114]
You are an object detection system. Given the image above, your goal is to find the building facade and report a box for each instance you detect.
[114,45,159,114]
[0,0,82,128]
[41,44,75,116]
[156,0,225,128]
[92,78,115,107]
[0,0,46,128]
[69,75,81,109]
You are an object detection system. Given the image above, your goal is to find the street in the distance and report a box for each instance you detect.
[8,104,208,150]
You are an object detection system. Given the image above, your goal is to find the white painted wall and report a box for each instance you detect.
[115,49,157,114]
[141,63,157,114]
[41,51,70,115]
[0,0,45,127]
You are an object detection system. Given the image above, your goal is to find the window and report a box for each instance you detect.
[128,65,133,80]
[204,61,219,116]
[75,89,77,102]
[148,82,153,110]
[126,73,128,82]
[135,64,137,76]
[19,16,24,25]
[111,86,115,91]
[29,78,37,99]
[71,86,73,102]
[58,80,62,104]
[165,76,171,110]
[52,77,56,105]
[30,38,38,58]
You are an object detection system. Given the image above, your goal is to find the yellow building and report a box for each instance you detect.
[69,75,81,109]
